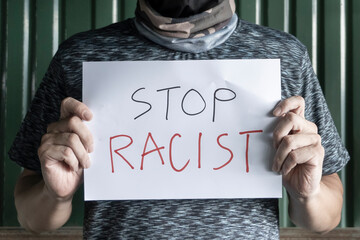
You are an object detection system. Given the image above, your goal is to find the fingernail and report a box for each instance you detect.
[83,161,88,169]
[273,107,281,116]
[88,144,94,153]
[85,160,91,169]
[84,111,92,120]
[84,154,91,168]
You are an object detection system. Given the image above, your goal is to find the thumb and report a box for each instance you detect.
[273,96,305,118]
[60,97,93,120]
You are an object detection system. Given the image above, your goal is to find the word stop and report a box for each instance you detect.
[131,86,236,122]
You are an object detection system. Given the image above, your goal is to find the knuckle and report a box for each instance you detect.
[38,147,51,163]
[288,150,298,163]
[273,129,283,142]
[310,121,318,133]
[273,128,280,138]
[285,112,296,122]
[283,135,294,148]
[61,97,72,107]
[311,156,322,168]
[277,100,284,108]
[272,135,281,148]
[41,133,52,143]
[37,146,45,160]
[67,132,79,144]
[296,96,305,105]
[62,146,73,158]
[312,133,322,145]
[314,124,318,133]
[282,161,291,172]
[68,116,81,129]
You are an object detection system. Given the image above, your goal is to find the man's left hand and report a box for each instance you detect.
[272,96,325,200]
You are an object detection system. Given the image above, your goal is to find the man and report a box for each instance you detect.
[10,0,349,239]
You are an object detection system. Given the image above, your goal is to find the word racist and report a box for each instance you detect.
[109,130,263,173]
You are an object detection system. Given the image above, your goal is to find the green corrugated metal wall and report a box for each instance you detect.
[0,0,359,228]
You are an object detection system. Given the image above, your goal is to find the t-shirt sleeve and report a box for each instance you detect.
[8,53,66,173]
[299,51,350,175]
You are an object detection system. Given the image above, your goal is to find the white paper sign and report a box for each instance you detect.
[83,59,282,201]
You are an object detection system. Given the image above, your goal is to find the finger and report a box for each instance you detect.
[272,133,321,173]
[41,132,91,169]
[60,97,92,121]
[281,144,324,175]
[273,112,318,149]
[273,96,305,118]
[39,144,79,172]
[47,116,94,153]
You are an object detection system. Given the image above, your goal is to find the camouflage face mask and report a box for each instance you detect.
[135,0,236,39]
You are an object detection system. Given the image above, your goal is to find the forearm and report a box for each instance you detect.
[14,170,73,233]
[288,173,343,233]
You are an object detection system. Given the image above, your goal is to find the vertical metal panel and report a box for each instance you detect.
[279,189,293,227]
[324,1,343,141]
[121,0,137,20]
[112,0,119,23]
[64,0,92,39]
[348,0,360,227]
[311,0,318,73]
[22,0,30,114]
[94,0,115,28]
[52,0,60,56]
[0,0,7,227]
[324,0,348,227]
[295,0,313,59]
[340,0,348,228]
[36,0,58,91]
[238,0,257,23]
[255,0,262,25]
[0,0,359,229]
[349,0,360,227]
[267,0,285,31]
[4,0,28,226]
[283,0,290,33]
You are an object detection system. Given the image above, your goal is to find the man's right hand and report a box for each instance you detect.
[37,97,93,201]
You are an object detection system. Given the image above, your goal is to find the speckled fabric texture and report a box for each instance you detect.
[9,18,349,239]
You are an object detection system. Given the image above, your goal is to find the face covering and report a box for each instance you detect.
[135,0,236,39]
[147,0,221,18]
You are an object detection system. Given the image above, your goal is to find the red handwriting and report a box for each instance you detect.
[198,132,202,169]
[239,130,263,172]
[141,132,165,170]
[213,133,233,170]
[110,135,134,173]
[109,130,263,173]
[169,133,190,172]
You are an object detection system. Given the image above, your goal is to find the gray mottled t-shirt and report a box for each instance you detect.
[9,18,349,239]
